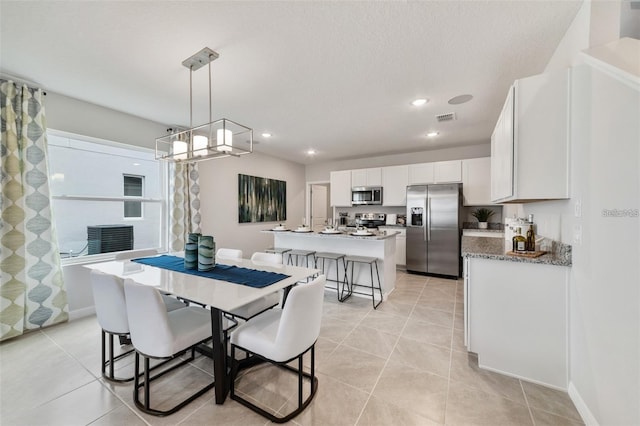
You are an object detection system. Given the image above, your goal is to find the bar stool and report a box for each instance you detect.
[314,252,346,299]
[341,255,383,309]
[287,249,316,267]
[266,247,292,257]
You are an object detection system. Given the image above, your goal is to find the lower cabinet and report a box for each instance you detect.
[379,227,406,266]
[465,257,568,389]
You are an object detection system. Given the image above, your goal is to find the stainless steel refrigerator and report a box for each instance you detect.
[406,183,462,277]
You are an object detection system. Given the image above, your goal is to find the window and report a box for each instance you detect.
[47,130,167,259]
[124,175,144,218]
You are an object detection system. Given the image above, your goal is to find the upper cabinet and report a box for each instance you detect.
[382,165,408,206]
[491,70,570,203]
[408,163,434,184]
[330,170,352,207]
[351,168,382,187]
[462,157,492,206]
[434,160,462,183]
[408,160,462,185]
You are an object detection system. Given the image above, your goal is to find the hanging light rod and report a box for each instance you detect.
[156,47,253,163]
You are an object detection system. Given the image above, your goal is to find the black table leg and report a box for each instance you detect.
[211,307,228,404]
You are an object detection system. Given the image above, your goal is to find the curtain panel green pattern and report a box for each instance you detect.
[170,162,201,252]
[0,80,68,341]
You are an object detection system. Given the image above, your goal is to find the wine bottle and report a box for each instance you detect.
[526,224,535,251]
[512,227,526,252]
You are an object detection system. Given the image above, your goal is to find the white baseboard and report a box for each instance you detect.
[568,382,599,426]
[69,306,95,321]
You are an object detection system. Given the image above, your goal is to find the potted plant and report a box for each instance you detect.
[472,208,494,229]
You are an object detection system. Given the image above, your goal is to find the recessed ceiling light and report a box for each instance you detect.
[306,149,316,156]
[411,98,428,106]
[448,94,473,105]
[426,131,439,138]
[133,163,141,166]
[261,132,272,138]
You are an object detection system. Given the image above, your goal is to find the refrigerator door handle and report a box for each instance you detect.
[427,198,431,241]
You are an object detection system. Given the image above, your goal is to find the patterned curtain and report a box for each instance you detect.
[0,80,68,341]
[170,162,201,251]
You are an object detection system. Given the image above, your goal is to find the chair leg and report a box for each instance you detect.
[372,261,382,309]
[102,330,135,383]
[132,339,215,417]
[230,344,319,423]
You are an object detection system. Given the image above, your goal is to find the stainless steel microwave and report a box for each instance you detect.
[351,186,383,205]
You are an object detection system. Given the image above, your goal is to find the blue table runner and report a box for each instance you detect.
[132,255,289,288]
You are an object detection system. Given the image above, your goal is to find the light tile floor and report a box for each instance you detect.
[0,271,584,425]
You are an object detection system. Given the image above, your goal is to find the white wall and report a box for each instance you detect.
[522,2,640,424]
[305,143,490,182]
[198,152,306,259]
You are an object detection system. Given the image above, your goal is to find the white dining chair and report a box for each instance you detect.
[230,274,326,423]
[224,252,283,321]
[216,248,243,260]
[90,270,186,383]
[123,279,224,416]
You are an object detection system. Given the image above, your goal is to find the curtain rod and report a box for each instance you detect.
[0,72,47,95]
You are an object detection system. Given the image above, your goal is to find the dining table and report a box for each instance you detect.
[85,254,320,404]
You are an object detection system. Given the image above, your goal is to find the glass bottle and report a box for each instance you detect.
[512,227,526,252]
[526,224,535,252]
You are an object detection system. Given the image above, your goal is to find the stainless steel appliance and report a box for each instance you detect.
[355,213,386,228]
[338,212,350,226]
[406,184,462,277]
[351,186,382,205]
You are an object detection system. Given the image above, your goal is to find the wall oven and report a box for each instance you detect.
[351,186,383,205]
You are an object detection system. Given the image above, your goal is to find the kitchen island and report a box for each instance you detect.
[263,230,398,296]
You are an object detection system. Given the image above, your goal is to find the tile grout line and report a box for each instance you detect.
[352,276,427,426]
[40,328,152,426]
[442,278,462,425]
[520,379,537,425]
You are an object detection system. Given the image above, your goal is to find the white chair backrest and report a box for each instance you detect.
[273,275,325,361]
[123,279,174,358]
[250,252,283,265]
[216,248,243,260]
[115,249,158,260]
[90,270,129,334]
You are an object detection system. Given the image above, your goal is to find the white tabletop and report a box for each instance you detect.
[85,257,320,313]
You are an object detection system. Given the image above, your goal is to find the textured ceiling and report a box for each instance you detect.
[0,1,582,164]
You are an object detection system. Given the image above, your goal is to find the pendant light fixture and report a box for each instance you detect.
[155,47,253,162]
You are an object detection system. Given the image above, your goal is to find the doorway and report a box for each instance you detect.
[308,182,331,233]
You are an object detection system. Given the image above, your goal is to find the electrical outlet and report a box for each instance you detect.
[574,199,582,218]
[573,224,582,245]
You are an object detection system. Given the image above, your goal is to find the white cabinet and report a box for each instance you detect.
[467,257,568,389]
[351,168,382,187]
[382,165,408,206]
[434,160,462,183]
[379,227,406,266]
[408,162,434,184]
[462,157,492,205]
[330,170,352,207]
[491,70,569,203]
[409,161,462,185]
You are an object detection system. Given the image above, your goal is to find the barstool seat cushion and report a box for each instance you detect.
[266,247,292,254]
[288,249,316,256]
[344,255,378,264]
[315,252,345,260]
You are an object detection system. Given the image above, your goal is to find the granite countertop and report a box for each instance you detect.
[263,229,398,240]
[462,228,505,234]
[461,235,572,267]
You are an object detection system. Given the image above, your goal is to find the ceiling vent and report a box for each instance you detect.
[435,112,457,122]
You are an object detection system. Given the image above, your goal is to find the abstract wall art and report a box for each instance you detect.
[238,174,286,223]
